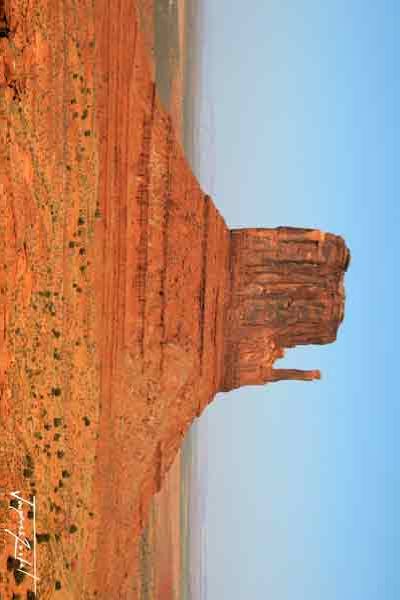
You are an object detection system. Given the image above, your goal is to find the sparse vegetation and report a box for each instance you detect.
[7,555,17,571]
[25,454,34,468]
[13,568,25,585]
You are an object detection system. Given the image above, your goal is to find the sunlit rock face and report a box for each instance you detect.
[221,227,350,392]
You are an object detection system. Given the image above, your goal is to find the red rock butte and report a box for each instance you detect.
[222,227,350,391]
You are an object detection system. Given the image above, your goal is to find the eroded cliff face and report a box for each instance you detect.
[221,227,350,391]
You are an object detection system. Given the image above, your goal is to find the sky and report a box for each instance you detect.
[190,2,399,599]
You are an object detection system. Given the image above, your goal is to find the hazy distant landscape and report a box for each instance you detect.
[136,2,206,598]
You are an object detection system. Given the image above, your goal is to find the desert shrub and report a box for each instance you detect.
[13,568,25,585]
[25,455,34,468]
[7,555,18,570]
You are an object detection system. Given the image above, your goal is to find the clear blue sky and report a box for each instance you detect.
[191,2,399,599]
